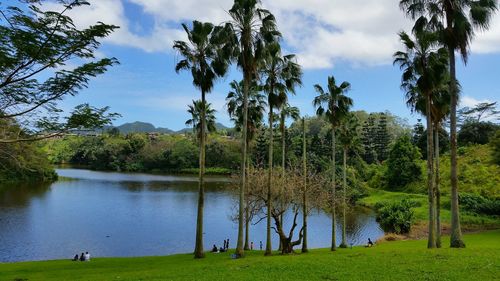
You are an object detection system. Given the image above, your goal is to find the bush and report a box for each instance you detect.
[459,193,500,216]
[385,135,422,190]
[376,199,416,234]
[491,130,500,165]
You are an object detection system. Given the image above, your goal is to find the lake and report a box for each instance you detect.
[0,168,384,262]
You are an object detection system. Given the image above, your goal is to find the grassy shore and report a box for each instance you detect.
[358,188,500,233]
[1,230,499,281]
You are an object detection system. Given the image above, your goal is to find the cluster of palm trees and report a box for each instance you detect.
[395,0,497,248]
[173,0,363,258]
[173,0,497,258]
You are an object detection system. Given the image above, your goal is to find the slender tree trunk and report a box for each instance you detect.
[265,105,274,256]
[425,94,436,249]
[448,45,465,248]
[331,125,337,251]
[434,124,442,248]
[277,113,285,251]
[339,146,348,248]
[194,90,206,259]
[236,74,250,257]
[302,118,308,253]
[244,146,250,251]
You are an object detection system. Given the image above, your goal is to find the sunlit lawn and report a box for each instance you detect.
[1,230,499,281]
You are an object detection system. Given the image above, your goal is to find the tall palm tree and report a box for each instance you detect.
[227,0,280,257]
[226,79,266,250]
[301,117,308,253]
[186,100,217,138]
[313,76,352,251]
[337,113,360,248]
[260,42,302,256]
[394,27,449,248]
[173,20,229,258]
[400,0,497,249]
[278,102,300,248]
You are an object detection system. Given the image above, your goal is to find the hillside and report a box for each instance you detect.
[108,121,230,134]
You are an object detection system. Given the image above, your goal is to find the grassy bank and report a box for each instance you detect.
[1,230,499,281]
[358,188,500,234]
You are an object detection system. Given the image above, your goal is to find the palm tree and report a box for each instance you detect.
[260,42,302,255]
[173,20,230,258]
[226,79,266,250]
[227,0,280,257]
[278,103,300,248]
[394,27,449,248]
[301,117,308,253]
[186,100,217,138]
[337,113,361,248]
[400,0,497,249]
[313,76,352,251]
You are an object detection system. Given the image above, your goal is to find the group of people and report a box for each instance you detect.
[72,252,90,261]
[211,238,231,253]
[211,240,265,253]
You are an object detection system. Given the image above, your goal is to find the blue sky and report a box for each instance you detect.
[47,0,500,130]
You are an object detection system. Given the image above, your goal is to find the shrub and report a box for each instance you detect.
[459,193,500,216]
[376,199,416,234]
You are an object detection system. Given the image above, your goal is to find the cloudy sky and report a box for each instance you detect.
[45,0,500,130]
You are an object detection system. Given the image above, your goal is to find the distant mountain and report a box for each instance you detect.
[114,122,173,134]
[106,121,231,134]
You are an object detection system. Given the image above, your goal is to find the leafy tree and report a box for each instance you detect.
[458,121,499,145]
[313,75,353,251]
[227,0,280,257]
[491,131,500,165]
[400,0,498,248]
[375,113,391,162]
[385,135,422,189]
[461,102,499,123]
[361,114,378,164]
[0,0,119,143]
[173,20,230,258]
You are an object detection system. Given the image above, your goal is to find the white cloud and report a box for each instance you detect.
[460,96,493,108]
[41,0,500,69]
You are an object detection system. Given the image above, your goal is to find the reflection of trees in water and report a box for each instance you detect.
[0,182,51,206]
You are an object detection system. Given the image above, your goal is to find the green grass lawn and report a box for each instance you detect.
[358,188,500,229]
[1,230,499,281]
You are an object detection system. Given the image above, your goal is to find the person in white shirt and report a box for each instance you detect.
[84,251,90,261]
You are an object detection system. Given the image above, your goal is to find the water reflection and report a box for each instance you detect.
[0,169,383,262]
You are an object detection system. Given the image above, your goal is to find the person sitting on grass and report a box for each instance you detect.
[366,238,374,247]
[72,254,79,261]
[84,252,90,261]
[211,245,218,253]
[79,253,85,261]
[219,247,226,253]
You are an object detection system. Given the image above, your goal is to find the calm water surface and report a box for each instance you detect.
[0,169,383,262]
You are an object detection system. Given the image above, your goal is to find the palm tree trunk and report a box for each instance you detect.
[331,125,337,251]
[448,45,465,248]
[194,89,206,259]
[244,145,250,251]
[339,146,348,248]
[265,105,274,256]
[236,74,250,257]
[301,117,308,253]
[278,112,285,252]
[434,124,441,248]
[426,94,436,249]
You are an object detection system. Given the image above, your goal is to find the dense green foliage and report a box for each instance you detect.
[492,130,500,165]
[43,134,240,174]
[458,121,499,146]
[458,193,500,217]
[1,230,499,281]
[385,135,422,189]
[375,199,416,234]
